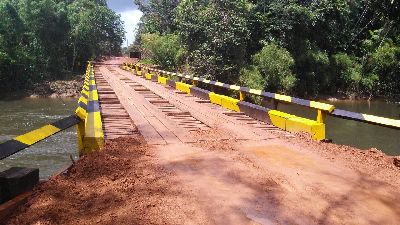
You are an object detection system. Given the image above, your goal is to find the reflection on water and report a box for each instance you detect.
[0,98,78,179]
[277,100,400,156]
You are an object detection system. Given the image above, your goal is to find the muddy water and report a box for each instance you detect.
[277,100,400,156]
[0,98,78,179]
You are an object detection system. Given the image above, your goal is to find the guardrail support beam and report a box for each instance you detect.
[317,110,326,123]
[239,91,246,101]
[76,120,85,152]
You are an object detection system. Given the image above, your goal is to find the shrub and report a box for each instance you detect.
[363,43,400,96]
[141,33,185,71]
[331,53,362,94]
[240,43,296,94]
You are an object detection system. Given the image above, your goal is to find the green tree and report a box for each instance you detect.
[134,0,180,45]
[330,53,362,94]
[240,43,296,94]
[67,0,124,70]
[141,33,185,71]
[176,0,252,83]
[363,43,400,97]
[0,0,125,92]
[0,1,31,89]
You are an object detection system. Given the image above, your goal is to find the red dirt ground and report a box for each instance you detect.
[5,133,400,225]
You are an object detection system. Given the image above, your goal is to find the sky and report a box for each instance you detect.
[107,0,143,47]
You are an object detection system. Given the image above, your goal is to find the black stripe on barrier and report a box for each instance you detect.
[87,101,100,112]
[51,115,81,130]
[223,84,231,89]
[0,115,81,160]
[190,86,210,100]
[240,87,250,92]
[81,92,88,99]
[291,96,319,109]
[79,101,87,110]
[0,140,29,160]
[237,101,271,123]
[151,75,158,81]
[89,85,97,91]
[166,79,176,88]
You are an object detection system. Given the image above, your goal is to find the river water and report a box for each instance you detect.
[0,98,78,179]
[0,97,399,180]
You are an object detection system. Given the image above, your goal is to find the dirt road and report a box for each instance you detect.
[5,58,400,225]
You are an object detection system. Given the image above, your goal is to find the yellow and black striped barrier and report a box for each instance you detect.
[0,115,81,160]
[330,109,400,130]
[0,62,104,161]
[123,63,327,140]
[123,63,400,140]
[75,63,104,155]
[0,62,105,160]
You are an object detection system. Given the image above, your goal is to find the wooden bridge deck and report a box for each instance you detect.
[94,66,138,140]
[95,60,288,144]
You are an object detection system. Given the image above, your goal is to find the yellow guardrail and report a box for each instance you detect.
[0,62,104,161]
[123,63,400,141]
[75,62,104,155]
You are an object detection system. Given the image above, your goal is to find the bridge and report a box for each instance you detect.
[1,58,400,224]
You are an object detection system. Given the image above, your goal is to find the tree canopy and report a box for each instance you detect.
[0,0,124,91]
[136,0,400,100]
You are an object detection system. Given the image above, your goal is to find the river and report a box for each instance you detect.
[0,98,78,179]
[0,97,399,180]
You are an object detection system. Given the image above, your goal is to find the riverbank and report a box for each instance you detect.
[29,76,83,98]
[0,76,83,100]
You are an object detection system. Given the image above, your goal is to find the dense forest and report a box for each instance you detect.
[0,0,124,91]
[133,0,400,100]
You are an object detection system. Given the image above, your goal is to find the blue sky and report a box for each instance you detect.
[107,0,143,47]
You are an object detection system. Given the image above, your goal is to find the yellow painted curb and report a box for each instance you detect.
[286,117,325,140]
[268,110,325,140]
[145,73,152,80]
[175,82,192,94]
[158,76,168,85]
[209,92,223,105]
[268,110,293,130]
[220,96,240,112]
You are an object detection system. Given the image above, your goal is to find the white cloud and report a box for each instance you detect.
[119,9,143,47]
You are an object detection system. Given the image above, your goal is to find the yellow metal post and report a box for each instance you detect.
[317,110,326,123]
[239,91,246,101]
[76,119,85,155]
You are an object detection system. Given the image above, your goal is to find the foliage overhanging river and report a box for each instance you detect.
[0,97,399,179]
